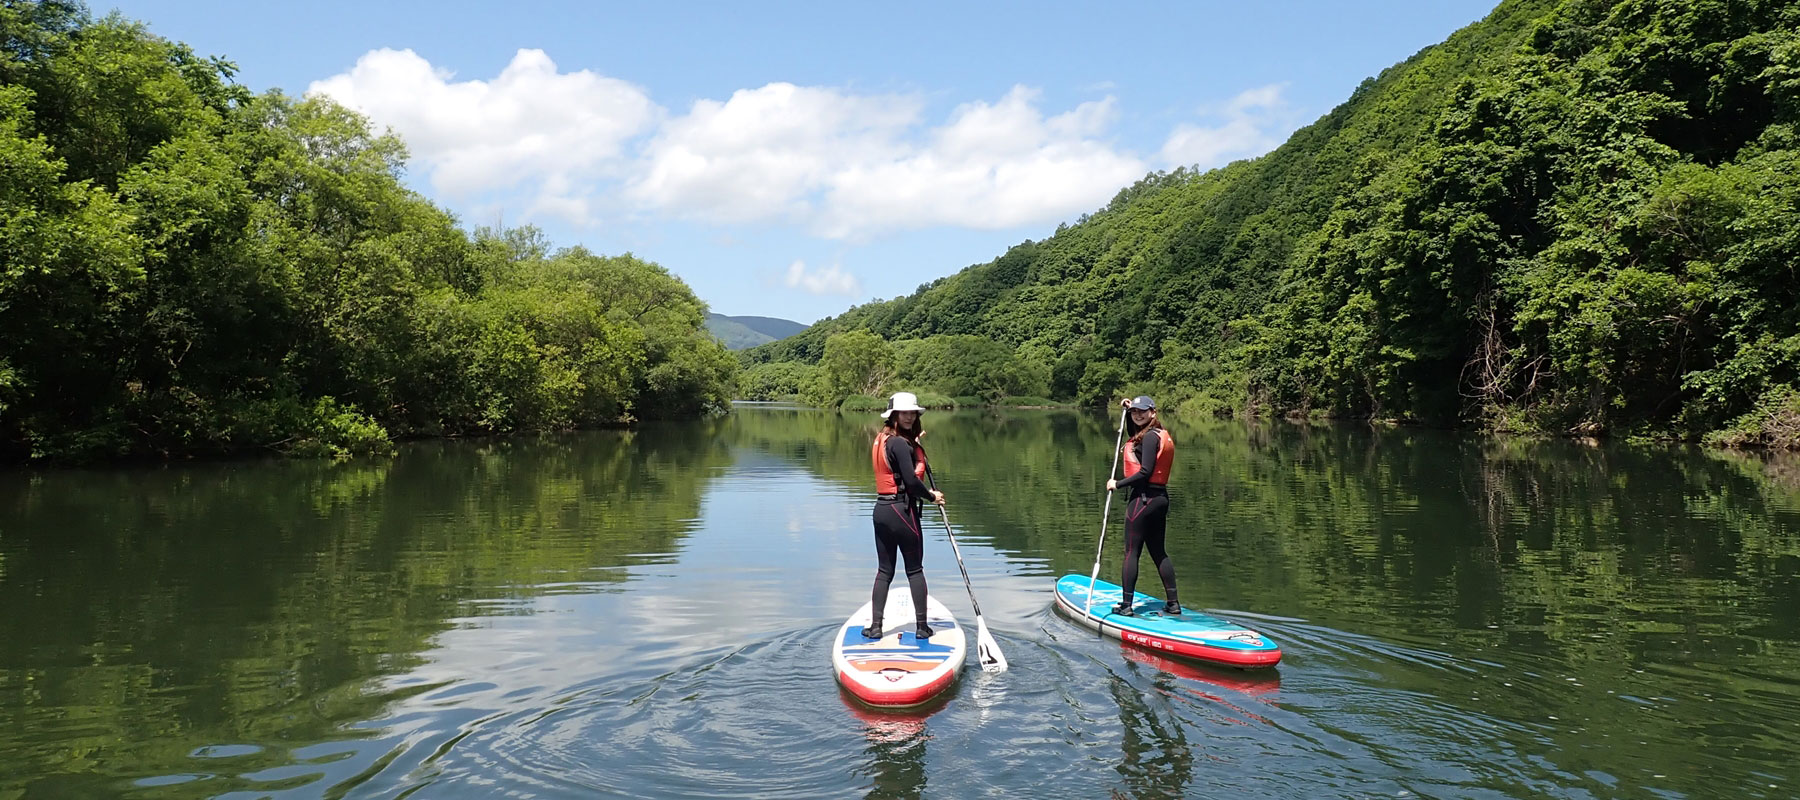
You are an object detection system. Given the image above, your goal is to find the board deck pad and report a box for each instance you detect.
[1054,574,1281,669]
[833,592,966,707]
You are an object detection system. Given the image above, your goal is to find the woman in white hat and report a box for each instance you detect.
[864,391,944,639]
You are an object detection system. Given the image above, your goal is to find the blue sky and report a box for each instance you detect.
[106,1,1497,323]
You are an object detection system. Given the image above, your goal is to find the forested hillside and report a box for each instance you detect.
[745,0,1800,446]
[0,3,736,462]
[706,313,807,350]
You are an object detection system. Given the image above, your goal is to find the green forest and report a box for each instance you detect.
[744,0,1800,447]
[7,0,1799,461]
[0,2,737,463]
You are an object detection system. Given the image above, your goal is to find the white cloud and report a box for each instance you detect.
[632,84,1146,240]
[817,88,1144,238]
[783,260,861,297]
[1158,83,1297,169]
[628,83,920,226]
[308,47,1294,240]
[307,48,658,218]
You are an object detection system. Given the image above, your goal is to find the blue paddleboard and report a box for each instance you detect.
[1053,574,1281,668]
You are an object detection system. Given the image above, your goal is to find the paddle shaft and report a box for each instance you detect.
[924,468,984,618]
[1085,406,1130,615]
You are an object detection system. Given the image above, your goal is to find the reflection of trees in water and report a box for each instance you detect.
[1107,672,1194,800]
[735,406,1800,792]
[0,430,733,787]
[726,407,1800,648]
[1719,449,1800,496]
[5,409,1799,792]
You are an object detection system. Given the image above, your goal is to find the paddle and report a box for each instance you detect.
[1084,405,1131,617]
[924,467,1008,673]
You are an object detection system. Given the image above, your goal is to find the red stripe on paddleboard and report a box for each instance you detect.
[1118,628,1283,668]
[837,668,957,707]
[847,659,944,673]
[1054,592,1282,669]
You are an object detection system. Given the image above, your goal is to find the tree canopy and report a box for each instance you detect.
[0,4,736,462]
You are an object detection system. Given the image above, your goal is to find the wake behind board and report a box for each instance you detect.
[1054,574,1281,669]
[833,593,965,707]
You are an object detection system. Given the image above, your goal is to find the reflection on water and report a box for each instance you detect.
[1,409,1797,798]
[841,691,947,800]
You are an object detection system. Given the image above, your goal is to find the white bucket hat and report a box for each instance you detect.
[881,391,925,419]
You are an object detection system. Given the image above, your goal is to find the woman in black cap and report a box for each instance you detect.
[866,391,944,639]
[1105,395,1179,616]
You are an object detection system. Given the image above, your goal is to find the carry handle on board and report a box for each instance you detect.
[925,467,1008,673]
[1085,406,1130,617]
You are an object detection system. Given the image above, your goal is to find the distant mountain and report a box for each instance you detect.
[706,313,808,350]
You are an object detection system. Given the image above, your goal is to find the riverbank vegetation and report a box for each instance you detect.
[738,329,1067,409]
[744,0,1800,447]
[0,4,735,463]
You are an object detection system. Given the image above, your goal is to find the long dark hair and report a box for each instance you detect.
[1125,410,1161,445]
[884,412,924,442]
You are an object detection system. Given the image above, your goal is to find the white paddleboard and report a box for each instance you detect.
[832,592,965,707]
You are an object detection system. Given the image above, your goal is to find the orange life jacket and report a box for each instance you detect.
[1122,427,1174,486]
[873,429,928,495]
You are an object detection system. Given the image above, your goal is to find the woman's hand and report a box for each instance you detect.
[931,489,945,505]
[1105,479,1117,492]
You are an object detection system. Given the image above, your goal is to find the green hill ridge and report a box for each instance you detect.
[745,0,1800,446]
[706,313,808,350]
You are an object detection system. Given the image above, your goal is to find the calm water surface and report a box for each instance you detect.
[2,407,1798,798]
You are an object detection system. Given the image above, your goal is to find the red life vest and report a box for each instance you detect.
[873,429,928,495]
[1122,427,1174,486]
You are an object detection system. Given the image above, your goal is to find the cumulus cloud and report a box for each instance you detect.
[1158,83,1297,169]
[634,84,1146,240]
[307,48,658,212]
[628,83,920,225]
[784,260,861,296]
[309,47,1294,240]
[816,88,1144,238]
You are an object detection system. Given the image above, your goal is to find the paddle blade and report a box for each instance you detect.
[974,617,1008,673]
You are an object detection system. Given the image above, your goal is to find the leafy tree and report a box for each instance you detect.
[738,361,816,400]
[817,330,893,404]
[1078,360,1127,407]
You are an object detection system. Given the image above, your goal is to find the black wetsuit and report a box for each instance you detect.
[871,431,930,634]
[1115,428,1177,609]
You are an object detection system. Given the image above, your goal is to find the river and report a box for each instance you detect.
[2,405,1796,798]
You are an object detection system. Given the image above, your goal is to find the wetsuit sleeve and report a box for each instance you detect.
[886,436,932,498]
[1115,430,1160,490]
